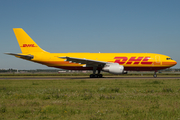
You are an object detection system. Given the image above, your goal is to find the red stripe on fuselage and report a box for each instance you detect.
[52,66,169,71]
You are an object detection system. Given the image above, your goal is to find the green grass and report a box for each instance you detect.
[0,78,180,119]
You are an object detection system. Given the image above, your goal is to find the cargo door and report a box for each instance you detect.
[155,55,161,65]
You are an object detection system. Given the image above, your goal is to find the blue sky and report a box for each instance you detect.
[0,0,180,69]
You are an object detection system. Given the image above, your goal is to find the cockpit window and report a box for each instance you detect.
[166,58,173,60]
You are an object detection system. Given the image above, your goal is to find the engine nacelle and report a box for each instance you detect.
[102,63,124,74]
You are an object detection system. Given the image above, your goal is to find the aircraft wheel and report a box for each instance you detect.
[90,74,103,78]
[153,74,157,78]
[94,74,98,78]
[90,74,94,78]
[98,74,103,78]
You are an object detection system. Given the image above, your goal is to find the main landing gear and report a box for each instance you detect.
[153,71,157,78]
[90,74,103,78]
[89,67,103,78]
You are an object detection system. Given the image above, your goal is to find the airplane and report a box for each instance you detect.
[5,28,177,78]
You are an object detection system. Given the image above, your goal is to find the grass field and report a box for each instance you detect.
[0,77,180,120]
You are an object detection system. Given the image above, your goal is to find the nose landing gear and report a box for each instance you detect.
[153,71,157,78]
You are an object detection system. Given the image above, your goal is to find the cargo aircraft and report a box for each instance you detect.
[5,28,177,78]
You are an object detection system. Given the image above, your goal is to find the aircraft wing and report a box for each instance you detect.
[60,57,107,66]
[5,53,34,60]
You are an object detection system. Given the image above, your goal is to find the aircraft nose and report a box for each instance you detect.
[172,60,177,66]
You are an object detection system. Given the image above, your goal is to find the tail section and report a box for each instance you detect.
[13,28,47,54]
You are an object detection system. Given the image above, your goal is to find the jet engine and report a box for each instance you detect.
[102,63,125,74]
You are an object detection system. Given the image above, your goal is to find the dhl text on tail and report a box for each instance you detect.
[5,28,177,78]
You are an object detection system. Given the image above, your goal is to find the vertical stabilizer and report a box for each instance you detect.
[13,28,47,54]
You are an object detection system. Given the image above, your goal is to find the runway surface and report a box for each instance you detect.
[0,76,180,80]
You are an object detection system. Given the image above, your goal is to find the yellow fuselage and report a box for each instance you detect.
[28,52,177,71]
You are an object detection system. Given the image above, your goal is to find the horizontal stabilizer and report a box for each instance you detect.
[5,53,34,60]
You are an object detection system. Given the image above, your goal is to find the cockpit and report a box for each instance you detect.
[166,58,173,60]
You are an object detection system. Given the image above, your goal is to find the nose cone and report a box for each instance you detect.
[172,60,177,66]
[170,60,177,67]
[162,60,177,67]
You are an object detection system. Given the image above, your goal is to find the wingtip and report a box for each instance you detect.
[4,52,11,55]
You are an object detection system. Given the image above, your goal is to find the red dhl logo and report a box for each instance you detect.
[21,44,37,47]
[114,56,153,65]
